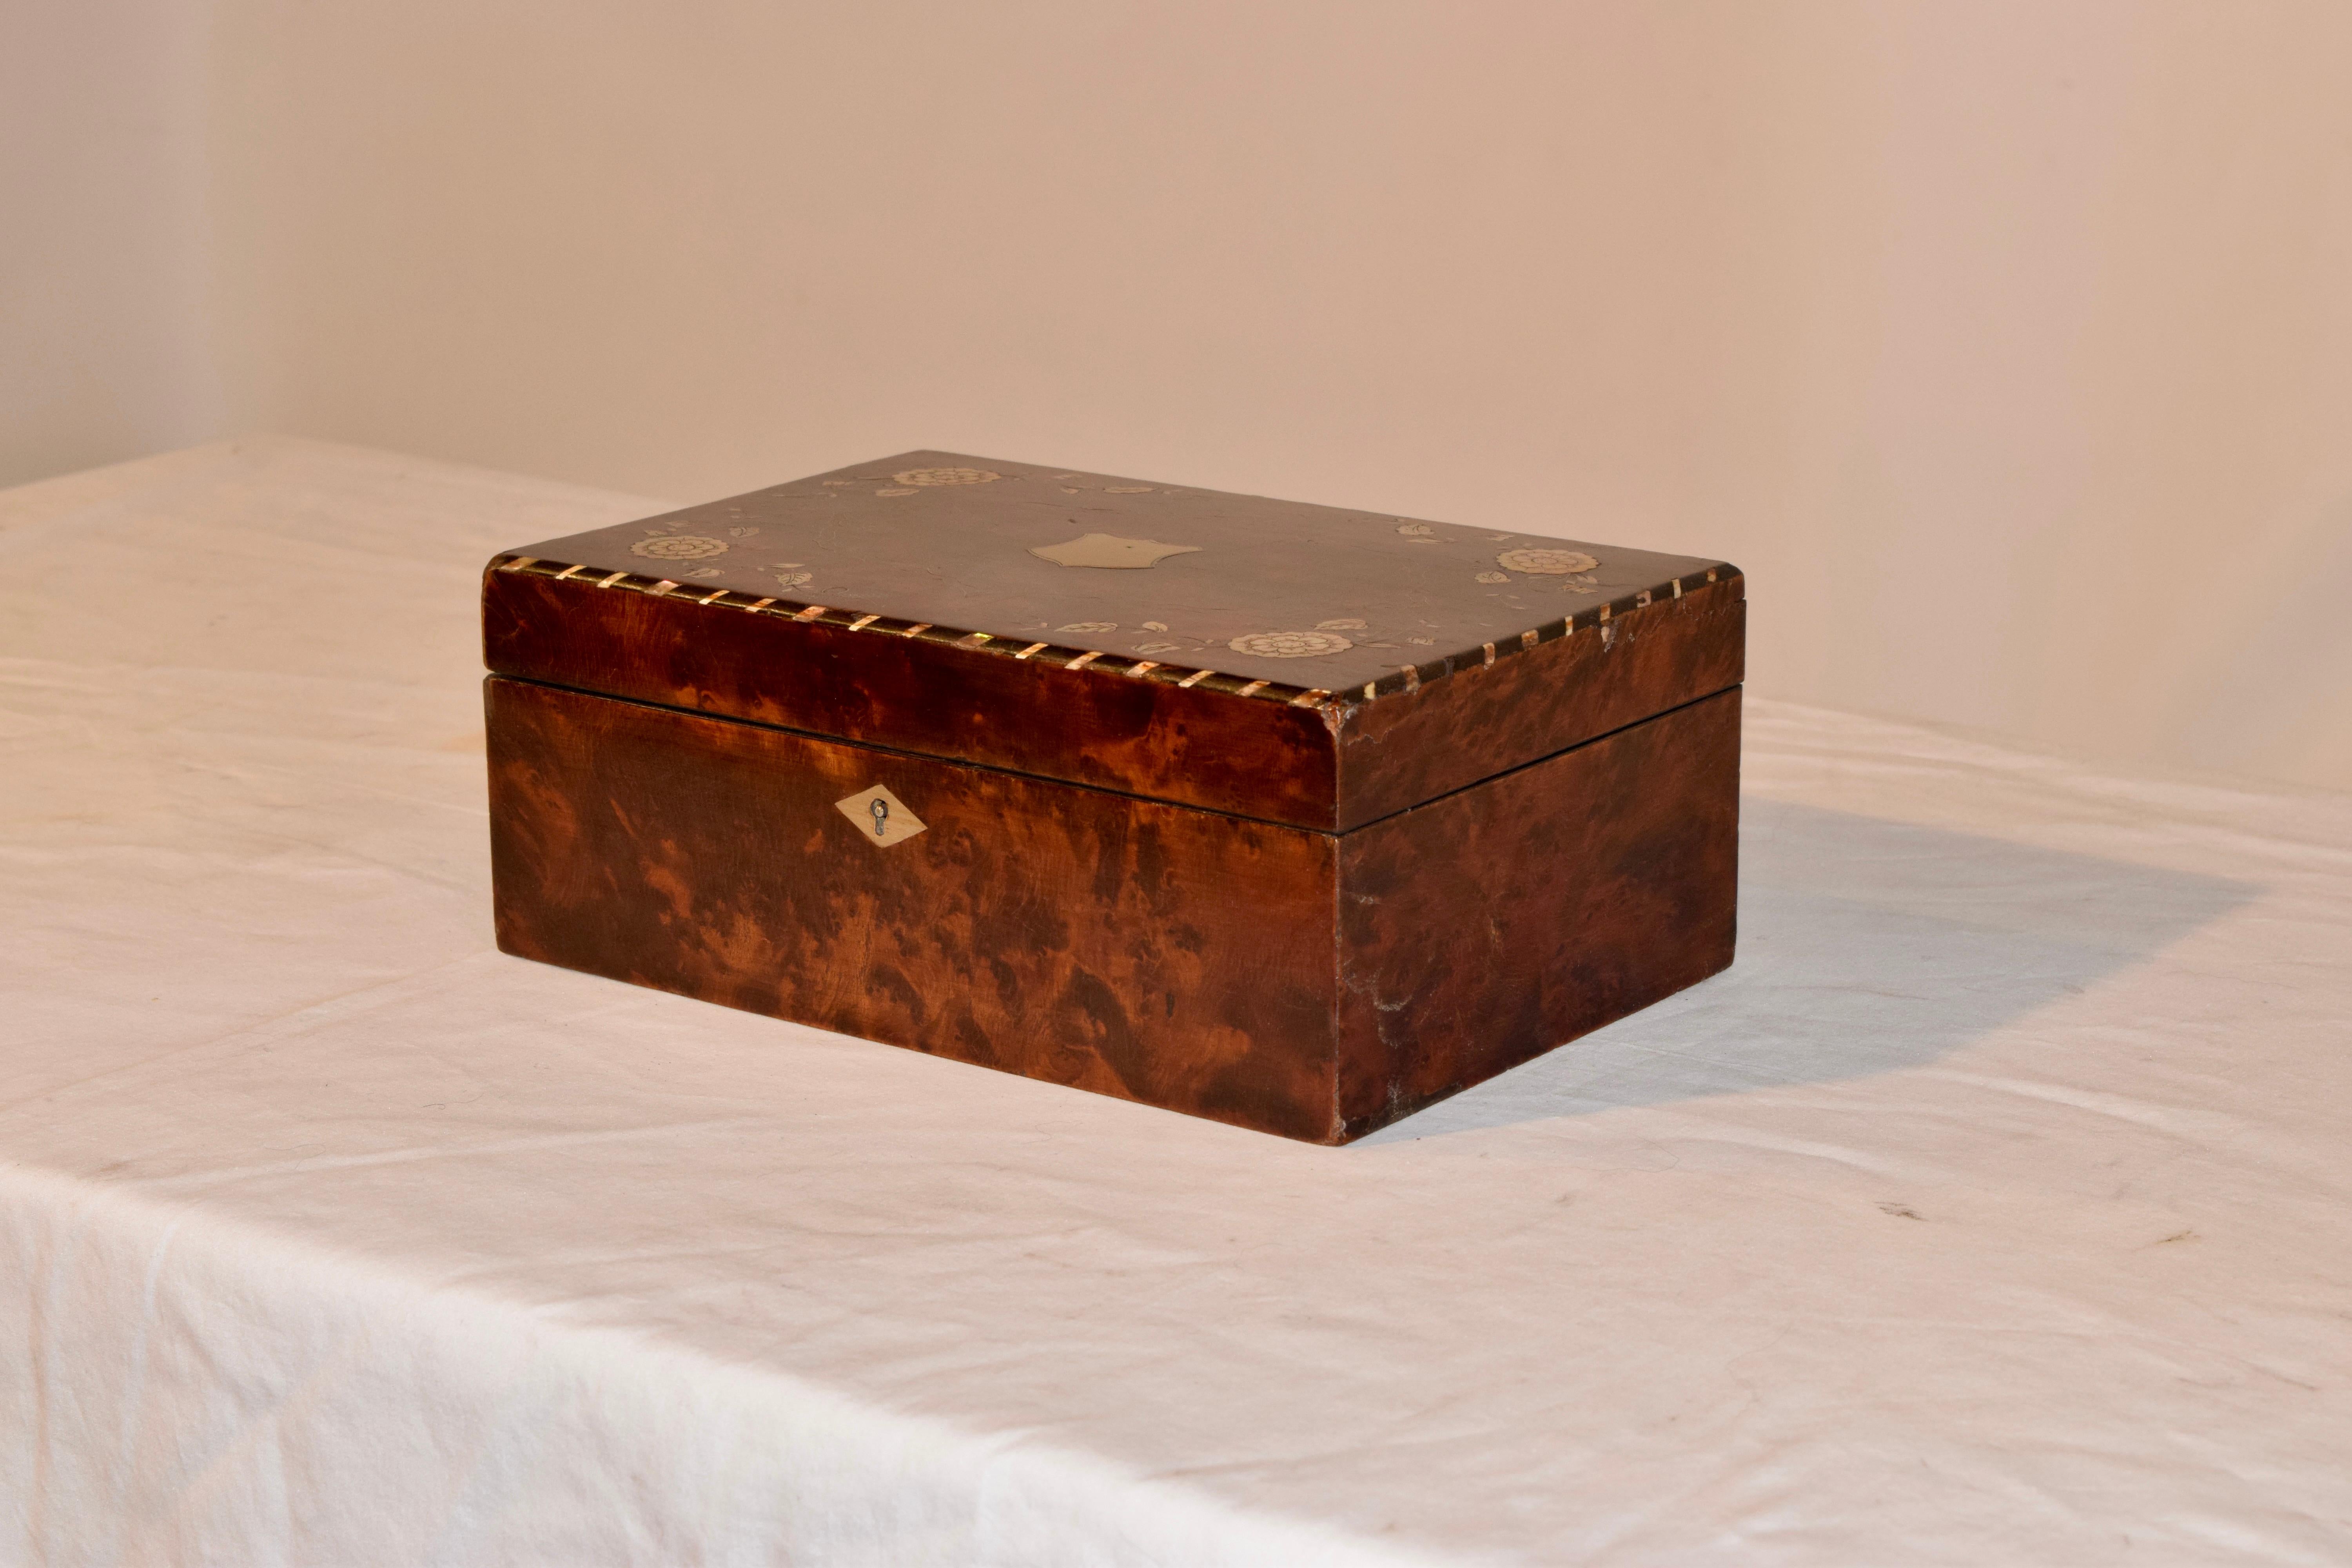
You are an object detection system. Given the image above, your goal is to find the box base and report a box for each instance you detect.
[486,678,1738,1143]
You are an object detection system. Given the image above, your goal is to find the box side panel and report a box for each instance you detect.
[1334,576,1744,830]
[486,677,1343,1142]
[483,567,1343,829]
[1334,687,1741,1139]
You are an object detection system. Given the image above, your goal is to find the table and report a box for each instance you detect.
[5,438,2348,1565]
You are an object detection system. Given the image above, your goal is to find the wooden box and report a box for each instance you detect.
[482,452,1744,1143]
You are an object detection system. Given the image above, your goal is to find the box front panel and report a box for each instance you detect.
[485,678,1341,1140]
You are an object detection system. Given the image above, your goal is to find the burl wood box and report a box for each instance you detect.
[482,452,1743,1143]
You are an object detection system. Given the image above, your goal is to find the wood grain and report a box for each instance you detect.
[483,567,1344,827]
[481,560,1744,831]
[1334,579,1745,828]
[507,448,1731,695]
[486,675,1344,1141]
[486,677,1741,1142]
[1335,688,1742,1136]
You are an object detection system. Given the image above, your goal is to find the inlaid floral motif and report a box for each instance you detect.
[1475,571,1510,584]
[631,534,730,561]
[892,467,1001,486]
[1229,630,1354,658]
[1497,547,1599,575]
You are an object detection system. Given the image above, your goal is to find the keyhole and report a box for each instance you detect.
[870,798,889,837]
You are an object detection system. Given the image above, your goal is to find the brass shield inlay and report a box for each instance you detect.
[1028,533,1203,570]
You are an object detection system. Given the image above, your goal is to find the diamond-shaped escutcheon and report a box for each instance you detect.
[834,784,927,847]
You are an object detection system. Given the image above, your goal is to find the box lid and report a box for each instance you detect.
[482,450,1744,831]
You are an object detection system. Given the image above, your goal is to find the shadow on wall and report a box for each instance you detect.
[1361,797,2259,1142]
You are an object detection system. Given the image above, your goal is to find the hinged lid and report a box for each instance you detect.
[482,450,1744,831]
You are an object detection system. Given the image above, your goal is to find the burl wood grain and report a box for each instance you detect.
[486,675,1343,1141]
[481,565,1744,832]
[509,448,1729,695]
[486,677,1740,1143]
[1335,688,1742,1136]
[482,567,1342,828]
[1333,579,1744,829]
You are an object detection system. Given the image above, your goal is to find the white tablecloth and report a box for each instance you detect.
[5,437,2349,1566]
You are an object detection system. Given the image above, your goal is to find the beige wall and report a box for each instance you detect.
[14,3,2352,789]
[1,0,221,487]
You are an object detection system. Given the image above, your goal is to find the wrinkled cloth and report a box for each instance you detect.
[4,437,2349,1567]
